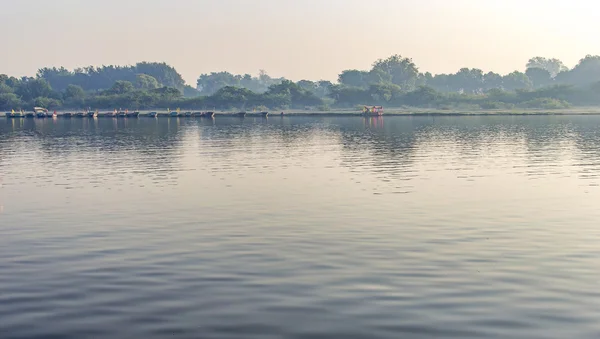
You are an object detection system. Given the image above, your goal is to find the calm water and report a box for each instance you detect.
[1,115,600,339]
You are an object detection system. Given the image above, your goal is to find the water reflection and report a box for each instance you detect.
[2,116,600,185]
[2,115,600,339]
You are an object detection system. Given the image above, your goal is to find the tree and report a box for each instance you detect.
[135,62,185,90]
[63,84,85,107]
[196,71,240,95]
[106,80,134,95]
[371,55,419,89]
[525,68,552,88]
[502,71,532,91]
[0,83,13,94]
[483,72,503,91]
[152,86,182,101]
[328,85,372,106]
[0,93,22,110]
[555,55,600,87]
[368,83,402,103]
[16,78,52,101]
[449,68,484,93]
[267,80,323,107]
[526,57,568,78]
[135,74,159,90]
[403,86,439,106]
[338,70,368,88]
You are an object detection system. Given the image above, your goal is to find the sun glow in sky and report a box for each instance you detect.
[2,0,599,84]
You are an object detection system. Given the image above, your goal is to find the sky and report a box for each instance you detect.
[1,0,600,85]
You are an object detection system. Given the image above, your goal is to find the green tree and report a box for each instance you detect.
[555,55,600,87]
[0,93,22,110]
[16,78,52,101]
[525,68,552,88]
[135,74,160,90]
[107,80,134,95]
[338,70,368,88]
[371,55,419,89]
[63,84,86,107]
[0,83,13,94]
[502,71,532,91]
[403,86,439,106]
[526,57,568,78]
[483,72,503,91]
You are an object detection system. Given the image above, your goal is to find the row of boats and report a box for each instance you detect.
[4,108,271,119]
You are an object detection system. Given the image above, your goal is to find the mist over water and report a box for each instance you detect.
[1,115,600,338]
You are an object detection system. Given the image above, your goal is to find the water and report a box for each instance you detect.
[1,115,600,338]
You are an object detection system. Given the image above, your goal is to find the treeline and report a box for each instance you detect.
[2,55,600,111]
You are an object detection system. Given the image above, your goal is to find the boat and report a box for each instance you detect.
[184,111,192,117]
[106,110,118,118]
[117,110,127,117]
[75,112,85,118]
[87,110,98,118]
[235,112,246,117]
[147,111,158,118]
[203,111,215,118]
[361,105,384,116]
[63,112,73,118]
[25,112,35,118]
[47,110,58,118]
[34,107,48,118]
[6,110,23,118]
[260,111,269,117]
[169,111,178,117]
[126,111,140,118]
[191,111,203,117]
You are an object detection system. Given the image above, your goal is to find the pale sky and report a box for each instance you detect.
[1,0,599,85]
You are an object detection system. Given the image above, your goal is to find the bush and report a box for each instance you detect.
[480,101,503,109]
[521,98,570,109]
[317,104,331,111]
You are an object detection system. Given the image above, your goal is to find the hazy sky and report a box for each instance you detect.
[2,0,599,85]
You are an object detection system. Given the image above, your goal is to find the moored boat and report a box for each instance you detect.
[147,111,158,117]
[75,112,85,118]
[361,105,384,116]
[117,110,127,117]
[87,110,98,118]
[25,112,35,118]
[260,111,269,117]
[235,112,246,117]
[6,110,24,118]
[203,111,215,118]
[169,111,178,117]
[126,111,140,118]
[191,111,203,117]
[63,112,73,118]
[47,111,58,118]
[33,107,48,118]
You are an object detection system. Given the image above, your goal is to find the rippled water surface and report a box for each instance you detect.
[1,115,600,338]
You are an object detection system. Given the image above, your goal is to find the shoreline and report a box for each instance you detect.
[5,107,600,118]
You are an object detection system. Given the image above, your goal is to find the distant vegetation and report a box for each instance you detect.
[2,55,600,111]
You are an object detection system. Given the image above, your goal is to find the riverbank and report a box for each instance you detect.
[5,107,600,118]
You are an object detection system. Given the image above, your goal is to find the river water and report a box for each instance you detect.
[1,115,599,338]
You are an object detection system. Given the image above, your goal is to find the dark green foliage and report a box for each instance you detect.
[37,62,185,92]
[2,54,600,112]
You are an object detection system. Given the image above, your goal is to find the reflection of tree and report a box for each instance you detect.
[569,116,600,183]
[0,118,184,177]
[337,117,421,181]
[3,115,600,188]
